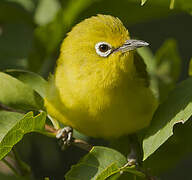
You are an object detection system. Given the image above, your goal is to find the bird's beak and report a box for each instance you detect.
[115,39,149,53]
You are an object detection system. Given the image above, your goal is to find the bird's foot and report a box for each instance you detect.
[56,126,73,150]
[126,134,140,167]
[122,146,139,168]
[127,149,138,167]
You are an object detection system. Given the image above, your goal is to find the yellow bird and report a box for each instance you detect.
[45,15,158,140]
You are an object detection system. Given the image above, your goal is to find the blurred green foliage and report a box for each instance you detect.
[0,0,192,180]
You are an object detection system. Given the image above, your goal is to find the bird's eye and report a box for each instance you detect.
[99,44,109,52]
[95,42,112,57]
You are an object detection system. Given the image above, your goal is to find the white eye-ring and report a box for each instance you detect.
[95,42,112,57]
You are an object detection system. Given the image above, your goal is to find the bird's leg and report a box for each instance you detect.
[125,134,141,167]
[127,142,138,166]
[56,126,74,150]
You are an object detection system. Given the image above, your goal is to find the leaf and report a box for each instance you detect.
[141,0,147,6]
[170,0,175,9]
[155,39,181,102]
[0,1,33,23]
[34,0,61,25]
[0,111,46,160]
[96,163,120,180]
[2,0,35,12]
[143,77,192,160]
[65,146,127,180]
[0,23,33,70]
[0,72,44,111]
[65,146,144,180]
[6,70,48,98]
[0,111,23,142]
[143,118,192,175]
[0,2,34,71]
[188,58,192,76]
[156,39,181,82]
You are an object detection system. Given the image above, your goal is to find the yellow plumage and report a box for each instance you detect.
[45,15,158,138]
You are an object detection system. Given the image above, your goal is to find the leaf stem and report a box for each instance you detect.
[0,103,25,114]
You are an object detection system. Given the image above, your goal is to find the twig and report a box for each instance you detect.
[0,103,25,114]
[45,124,57,133]
[72,139,93,151]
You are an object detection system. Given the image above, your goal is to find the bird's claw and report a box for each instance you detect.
[127,157,138,167]
[56,126,73,150]
[122,156,138,169]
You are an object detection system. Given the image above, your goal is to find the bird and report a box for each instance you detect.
[44,14,158,143]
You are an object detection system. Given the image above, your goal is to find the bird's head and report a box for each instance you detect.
[58,15,148,87]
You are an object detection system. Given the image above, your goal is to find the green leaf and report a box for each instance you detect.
[6,70,48,98]
[156,39,181,83]
[143,118,192,175]
[65,146,144,180]
[65,146,126,180]
[170,0,175,9]
[0,1,33,24]
[188,58,192,76]
[96,163,120,180]
[0,2,33,71]
[0,111,46,160]
[0,72,44,111]
[141,0,147,6]
[34,0,61,25]
[3,0,35,12]
[0,23,33,70]
[0,111,23,142]
[155,39,181,102]
[143,77,192,160]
